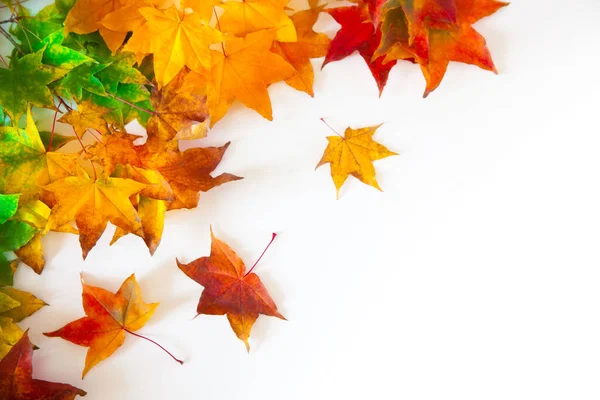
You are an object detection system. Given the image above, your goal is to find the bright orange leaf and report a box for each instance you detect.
[271,0,330,96]
[44,274,182,378]
[219,0,297,42]
[124,4,222,87]
[207,30,295,126]
[43,168,146,259]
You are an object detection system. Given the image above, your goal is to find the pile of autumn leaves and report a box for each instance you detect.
[0,0,506,397]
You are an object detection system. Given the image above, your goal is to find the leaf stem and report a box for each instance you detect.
[124,329,184,365]
[213,6,227,56]
[0,25,23,54]
[319,118,344,138]
[71,126,97,180]
[47,108,58,152]
[0,16,23,24]
[245,233,277,276]
[109,94,157,115]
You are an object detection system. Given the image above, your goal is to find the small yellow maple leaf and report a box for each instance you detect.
[316,123,398,198]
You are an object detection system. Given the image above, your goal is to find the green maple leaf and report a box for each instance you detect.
[52,62,108,101]
[55,0,76,14]
[8,4,90,69]
[0,50,66,121]
[0,221,36,254]
[39,31,93,70]
[0,108,78,199]
[96,54,150,94]
[0,194,19,225]
[0,107,7,127]
[10,4,64,53]
[0,194,35,286]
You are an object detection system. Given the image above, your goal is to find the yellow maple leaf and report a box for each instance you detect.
[124,5,222,87]
[64,0,128,53]
[58,100,111,137]
[43,168,146,259]
[207,30,295,126]
[316,123,398,198]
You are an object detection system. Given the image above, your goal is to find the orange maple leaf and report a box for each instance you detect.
[207,30,295,126]
[271,0,330,96]
[43,168,146,259]
[64,0,142,53]
[146,68,209,143]
[177,229,284,350]
[124,4,222,87]
[218,0,297,42]
[44,275,182,378]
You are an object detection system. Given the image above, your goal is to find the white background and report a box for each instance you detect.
[3,0,600,399]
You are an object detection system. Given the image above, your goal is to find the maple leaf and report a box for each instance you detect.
[12,200,78,274]
[219,0,297,42]
[271,0,330,96]
[380,0,507,96]
[0,194,38,284]
[110,140,240,253]
[316,121,397,198]
[0,316,22,359]
[145,68,209,143]
[0,108,79,201]
[95,53,150,94]
[0,50,65,121]
[391,0,457,62]
[44,274,182,377]
[207,29,295,126]
[0,194,25,285]
[0,286,46,357]
[86,131,142,175]
[177,229,284,350]
[53,63,109,101]
[39,31,93,70]
[58,100,111,136]
[63,0,129,54]
[124,4,222,87]
[110,165,174,254]
[0,332,86,399]
[139,142,242,210]
[323,0,397,95]
[0,193,18,225]
[43,168,146,259]
[0,287,46,323]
